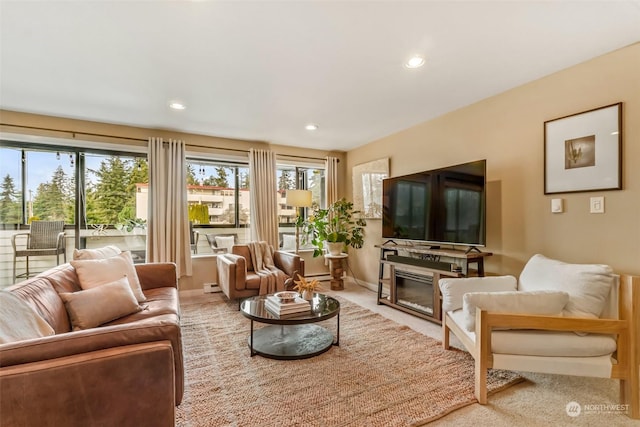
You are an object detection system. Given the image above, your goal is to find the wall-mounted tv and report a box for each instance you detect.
[382,159,486,248]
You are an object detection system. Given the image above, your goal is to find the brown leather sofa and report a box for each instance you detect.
[0,262,183,427]
[216,244,304,301]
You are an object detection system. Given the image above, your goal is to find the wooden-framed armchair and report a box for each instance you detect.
[439,254,639,419]
[11,221,66,282]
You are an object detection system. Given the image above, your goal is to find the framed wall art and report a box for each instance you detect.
[544,102,622,194]
[352,158,388,219]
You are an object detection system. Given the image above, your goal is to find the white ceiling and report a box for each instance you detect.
[1,1,639,152]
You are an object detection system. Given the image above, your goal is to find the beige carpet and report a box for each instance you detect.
[176,295,523,426]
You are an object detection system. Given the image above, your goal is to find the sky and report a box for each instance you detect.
[0,148,125,196]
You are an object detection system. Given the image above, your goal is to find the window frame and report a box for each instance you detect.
[0,140,148,248]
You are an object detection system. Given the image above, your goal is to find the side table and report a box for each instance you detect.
[324,253,348,290]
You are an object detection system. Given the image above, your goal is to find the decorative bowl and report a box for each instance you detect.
[274,291,298,303]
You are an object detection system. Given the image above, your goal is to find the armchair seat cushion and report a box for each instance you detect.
[448,309,617,357]
[245,272,262,290]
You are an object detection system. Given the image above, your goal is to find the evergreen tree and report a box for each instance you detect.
[204,167,230,188]
[90,157,131,224]
[278,170,296,190]
[186,163,198,186]
[127,159,148,193]
[0,174,21,224]
[239,170,250,189]
[32,166,73,222]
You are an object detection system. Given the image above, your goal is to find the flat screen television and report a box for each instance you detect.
[382,159,486,248]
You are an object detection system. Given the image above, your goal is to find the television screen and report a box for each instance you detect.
[382,160,486,247]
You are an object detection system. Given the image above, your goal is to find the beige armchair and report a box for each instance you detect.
[216,243,304,302]
[439,254,639,419]
[11,221,66,282]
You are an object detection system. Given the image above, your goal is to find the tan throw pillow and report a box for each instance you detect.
[0,291,55,343]
[60,278,141,330]
[462,290,570,332]
[71,251,146,302]
[73,245,122,260]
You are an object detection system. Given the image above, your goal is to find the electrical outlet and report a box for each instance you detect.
[590,196,604,214]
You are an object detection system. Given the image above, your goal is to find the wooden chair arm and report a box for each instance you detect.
[480,311,627,335]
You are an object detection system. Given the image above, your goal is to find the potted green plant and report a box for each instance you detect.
[116,218,147,233]
[300,198,366,257]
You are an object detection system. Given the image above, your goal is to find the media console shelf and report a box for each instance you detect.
[375,243,492,324]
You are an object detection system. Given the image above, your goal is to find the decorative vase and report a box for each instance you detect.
[301,289,313,301]
[327,242,343,256]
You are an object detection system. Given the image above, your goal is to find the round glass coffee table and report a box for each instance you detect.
[240,293,340,360]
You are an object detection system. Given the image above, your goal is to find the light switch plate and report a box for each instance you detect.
[551,198,563,213]
[590,196,605,214]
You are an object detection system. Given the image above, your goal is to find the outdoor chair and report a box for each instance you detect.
[205,233,238,254]
[189,222,199,254]
[11,221,66,282]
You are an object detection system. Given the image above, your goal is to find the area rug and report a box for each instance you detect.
[176,295,523,426]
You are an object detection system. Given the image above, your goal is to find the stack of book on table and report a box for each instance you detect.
[265,295,310,317]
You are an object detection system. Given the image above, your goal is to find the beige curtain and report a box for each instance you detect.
[325,156,339,207]
[249,148,278,247]
[147,137,192,278]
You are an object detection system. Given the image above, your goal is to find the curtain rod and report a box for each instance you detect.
[1,123,338,162]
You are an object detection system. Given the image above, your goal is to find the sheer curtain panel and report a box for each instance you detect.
[147,137,192,278]
[249,149,279,247]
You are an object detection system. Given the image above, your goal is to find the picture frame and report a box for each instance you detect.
[352,158,389,219]
[544,103,622,194]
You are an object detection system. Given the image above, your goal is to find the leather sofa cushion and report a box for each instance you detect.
[6,277,71,334]
[37,263,81,294]
[104,287,180,325]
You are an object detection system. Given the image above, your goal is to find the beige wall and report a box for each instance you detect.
[346,43,640,286]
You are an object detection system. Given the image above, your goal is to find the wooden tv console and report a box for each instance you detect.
[375,243,492,324]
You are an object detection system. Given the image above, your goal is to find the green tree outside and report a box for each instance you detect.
[0,174,21,224]
[32,166,74,223]
[278,169,296,190]
[87,157,131,224]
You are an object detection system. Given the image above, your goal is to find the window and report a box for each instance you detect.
[185,160,250,227]
[277,166,297,224]
[84,153,148,226]
[0,147,77,226]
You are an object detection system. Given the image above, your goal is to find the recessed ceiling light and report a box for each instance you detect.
[305,123,319,131]
[405,55,425,69]
[169,102,186,110]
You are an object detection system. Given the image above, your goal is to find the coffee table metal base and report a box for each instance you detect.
[249,324,336,360]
